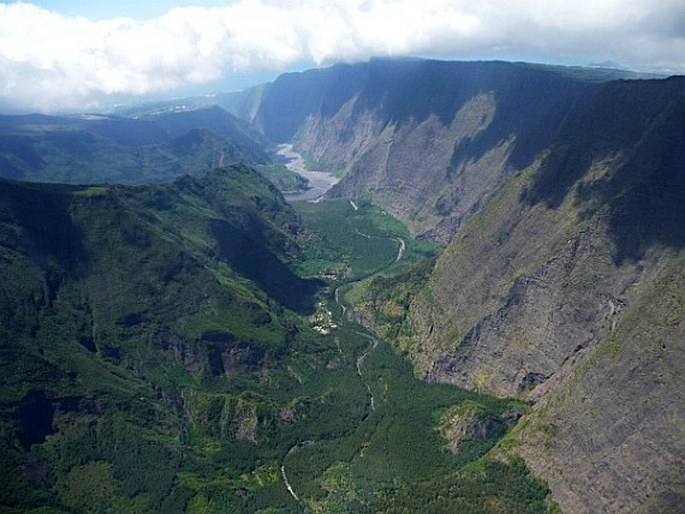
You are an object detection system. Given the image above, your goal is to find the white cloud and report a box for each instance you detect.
[0,0,684,111]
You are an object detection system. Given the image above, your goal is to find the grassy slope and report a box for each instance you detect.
[0,182,554,513]
[0,166,320,513]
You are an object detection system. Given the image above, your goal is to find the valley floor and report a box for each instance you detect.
[270,199,552,513]
[276,144,340,203]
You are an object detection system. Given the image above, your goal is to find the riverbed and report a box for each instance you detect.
[275,144,340,203]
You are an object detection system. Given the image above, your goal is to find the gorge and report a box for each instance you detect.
[0,58,682,513]
[227,58,684,512]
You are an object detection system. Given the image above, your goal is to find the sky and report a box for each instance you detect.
[1,0,684,112]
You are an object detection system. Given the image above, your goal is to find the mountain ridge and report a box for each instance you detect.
[232,59,663,242]
[0,163,329,511]
[0,106,273,185]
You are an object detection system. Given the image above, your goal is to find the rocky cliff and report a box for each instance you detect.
[242,59,645,242]
[406,77,685,512]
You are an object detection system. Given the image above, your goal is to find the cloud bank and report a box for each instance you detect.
[1,0,684,111]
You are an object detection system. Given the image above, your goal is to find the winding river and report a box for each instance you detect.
[276,144,340,203]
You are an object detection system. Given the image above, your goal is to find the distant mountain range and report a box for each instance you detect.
[0,106,271,184]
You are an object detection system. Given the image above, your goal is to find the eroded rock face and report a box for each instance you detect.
[202,331,267,376]
[155,330,269,379]
[423,212,648,399]
[517,253,685,513]
[315,93,509,241]
[248,59,606,242]
[407,77,685,512]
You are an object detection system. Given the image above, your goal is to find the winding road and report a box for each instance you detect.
[395,238,406,263]
[280,191,406,508]
[356,334,379,413]
[281,441,314,505]
[280,462,300,502]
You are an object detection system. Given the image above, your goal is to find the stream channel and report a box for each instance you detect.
[276,144,340,203]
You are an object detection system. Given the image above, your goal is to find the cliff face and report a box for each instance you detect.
[303,90,508,240]
[246,59,622,241]
[517,254,685,513]
[413,77,685,389]
[407,77,685,512]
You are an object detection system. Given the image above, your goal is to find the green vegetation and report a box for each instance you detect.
[294,198,437,281]
[0,166,316,512]
[348,256,437,343]
[325,198,441,350]
[281,320,536,512]
[379,455,552,513]
[254,163,309,192]
[0,110,298,190]
[0,172,552,512]
[0,122,244,185]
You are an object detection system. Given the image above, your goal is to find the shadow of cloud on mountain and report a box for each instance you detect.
[210,218,322,315]
[586,99,685,263]
[0,180,88,277]
[521,77,685,263]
